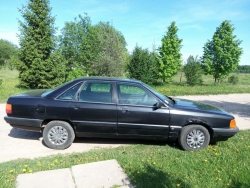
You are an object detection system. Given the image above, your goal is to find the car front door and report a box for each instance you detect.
[116,83,170,139]
[69,81,117,137]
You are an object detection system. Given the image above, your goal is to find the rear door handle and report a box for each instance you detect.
[73,105,81,110]
[121,108,129,113]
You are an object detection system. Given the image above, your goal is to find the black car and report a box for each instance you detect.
[4,77,239,151]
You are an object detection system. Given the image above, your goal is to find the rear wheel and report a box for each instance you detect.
[43,121,75,150]
[178,125,210,151]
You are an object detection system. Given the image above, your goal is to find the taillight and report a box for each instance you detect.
[6,104,12,114]
[229,119,236,128]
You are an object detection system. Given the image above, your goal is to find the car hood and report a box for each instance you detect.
[173,98,232,116]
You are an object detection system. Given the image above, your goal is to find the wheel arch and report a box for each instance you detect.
[41,119,75,132]
[182,118,214,138]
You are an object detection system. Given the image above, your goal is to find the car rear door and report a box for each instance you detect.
[116,82,170,139]
[69,81,117,137]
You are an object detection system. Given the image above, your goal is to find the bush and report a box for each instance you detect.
[183,55,203,86]
[228,75,239,85]
[0,78,2,86]
[66,67,86,81]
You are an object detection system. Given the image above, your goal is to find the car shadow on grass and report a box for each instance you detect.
[127,165,191,188]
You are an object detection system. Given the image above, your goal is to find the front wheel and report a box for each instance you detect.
[178,125,210,151]
[43,121,75,150]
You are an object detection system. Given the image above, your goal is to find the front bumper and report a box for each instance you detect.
[211,127,239,142]
[4,116,43,132]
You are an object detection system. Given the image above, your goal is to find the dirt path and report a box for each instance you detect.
[1,94,249,163]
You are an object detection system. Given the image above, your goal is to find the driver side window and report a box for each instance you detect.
[117,84,158,106]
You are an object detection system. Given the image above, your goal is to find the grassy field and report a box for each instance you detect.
[0,130,250,188]
[1,69,250,103]
[155,72,250,96]
[0,69,28,102]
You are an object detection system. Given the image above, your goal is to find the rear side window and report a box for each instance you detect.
[78,82,113,103]
[57,83,82,100]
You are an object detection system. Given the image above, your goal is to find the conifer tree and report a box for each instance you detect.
[15,0,66,88]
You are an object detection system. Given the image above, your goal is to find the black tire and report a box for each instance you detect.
[178,125,210,151]
[43,121,75,150]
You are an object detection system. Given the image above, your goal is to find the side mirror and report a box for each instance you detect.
[155,102,165,109]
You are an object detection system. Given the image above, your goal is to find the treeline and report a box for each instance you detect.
[0,0,245,88]
[235,65,250,73]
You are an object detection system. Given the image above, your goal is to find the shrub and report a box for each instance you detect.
[183,55,203,86]
[228,75,239,85]
[66,67,86,81]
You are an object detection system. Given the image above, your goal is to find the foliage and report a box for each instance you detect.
[84,22,128,77]
[127,46,158,85]
[201,20,243,83]
[15,0,65,88]
[228,75,239,85]
[0,78,2,86]
[66,66,86,82]
[158,21,183,83]
[183,55,203,86]
[59,14,91,78]
[59,18,128,77]
[236,65,250,74]
[1,130,250,188]
[0,39,18,69]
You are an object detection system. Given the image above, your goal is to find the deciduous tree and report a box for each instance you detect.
[84,22,128,77]
[0,39,18,69]
[201,20,243,83]
[158,22,183,83]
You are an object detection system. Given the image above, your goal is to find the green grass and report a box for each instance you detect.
[1,130,250,188]
[154,72,250,96]
[1,69,250,102]
[0,69,28,102]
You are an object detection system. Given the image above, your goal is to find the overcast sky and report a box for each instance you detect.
[1,0,250,65]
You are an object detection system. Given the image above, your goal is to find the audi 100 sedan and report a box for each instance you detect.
[4,77,239,151]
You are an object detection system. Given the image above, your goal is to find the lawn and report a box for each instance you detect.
[1,69,250,103]
[0,130,250,188]
[0,69,28,102]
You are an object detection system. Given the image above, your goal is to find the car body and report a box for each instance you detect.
[4,77,239,150]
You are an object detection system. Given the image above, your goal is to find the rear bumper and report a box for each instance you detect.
[211,127,239,142]
[4,116,42,132]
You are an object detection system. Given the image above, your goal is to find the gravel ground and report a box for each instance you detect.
[1,93,249,163]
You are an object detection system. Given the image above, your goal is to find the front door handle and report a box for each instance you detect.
[121,108,129,113]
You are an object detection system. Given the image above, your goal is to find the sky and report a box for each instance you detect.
[1,0,250,65]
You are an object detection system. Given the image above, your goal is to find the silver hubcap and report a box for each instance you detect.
[186,129,205,149]
[48,126,68,145]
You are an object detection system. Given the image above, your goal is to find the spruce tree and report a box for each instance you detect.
[15,0,66,88]
[128,46,158,85]
[158,22,183,83]
[201,20,243,83]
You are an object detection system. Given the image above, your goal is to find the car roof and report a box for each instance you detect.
[73,77,142,84]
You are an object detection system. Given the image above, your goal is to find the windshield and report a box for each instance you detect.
[142,83,174,105]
